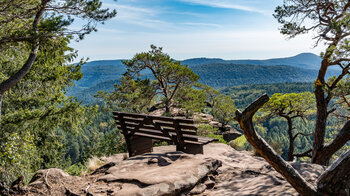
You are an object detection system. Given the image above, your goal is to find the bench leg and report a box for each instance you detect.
[129,136,153,157]
[180,143,203,154]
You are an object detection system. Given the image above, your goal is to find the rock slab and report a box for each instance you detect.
[20,143,325,196]
[24,151,221,196]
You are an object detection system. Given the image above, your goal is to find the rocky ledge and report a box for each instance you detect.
[20,143,324,196]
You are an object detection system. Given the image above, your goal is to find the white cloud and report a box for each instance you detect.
[178,0,269,15]
[103,3,171,28]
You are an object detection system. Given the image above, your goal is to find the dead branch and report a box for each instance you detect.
[44,170,52,190]
[235,94,318,196]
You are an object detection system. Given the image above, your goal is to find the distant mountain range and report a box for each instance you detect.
[68,53,339,103]
[183,52,322,69]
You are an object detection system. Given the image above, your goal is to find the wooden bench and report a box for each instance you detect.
[113,111,217,157]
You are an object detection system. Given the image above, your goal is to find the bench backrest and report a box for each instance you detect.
[113,111,200,144]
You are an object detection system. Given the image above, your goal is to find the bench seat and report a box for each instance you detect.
[113,111,217,157]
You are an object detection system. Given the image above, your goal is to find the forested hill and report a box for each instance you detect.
[73,52,322,88]
[190,63,316,88]
[70,60,124,94]
[68,53,337,103]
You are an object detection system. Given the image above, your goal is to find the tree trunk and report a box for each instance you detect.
[164,99,170,115]
[312,59,329,165]
[317,149,350,195]
[286,117,294,161]
[235,94,318,196]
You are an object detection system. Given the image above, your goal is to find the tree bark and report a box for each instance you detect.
[317,149,350,195]
[235,94,318,196]
[285,117,294,161]
[312,59,330,165]
[164,99,170,114]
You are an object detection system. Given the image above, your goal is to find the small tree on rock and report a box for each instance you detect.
[123,45,199,115]
[260,92,316,161]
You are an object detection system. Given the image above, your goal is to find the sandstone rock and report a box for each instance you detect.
[23,143,325,196]
[199,143,324,196]
[24,150,221,196]
[222,130,242,142]
[197,113,214,123]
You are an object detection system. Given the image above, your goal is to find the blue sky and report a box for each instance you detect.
[70,0,324,61]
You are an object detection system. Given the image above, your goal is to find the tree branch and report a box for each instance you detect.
[318,121,350,162]
[293,149,312,158]
[327,108,336,116]
[235,94,317,196]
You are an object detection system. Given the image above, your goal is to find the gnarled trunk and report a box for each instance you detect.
[312,60,329,165]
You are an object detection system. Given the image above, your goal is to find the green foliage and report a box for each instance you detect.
[197,124,218,137]
[0,0,118,186]
[0,0,116,44]
[0,37,90,185]
[96,76,156,113]
[63,105,124,166]
[274,0,350,164]
[212,95,236,126]
[0,132,38,185]
[229,135,247,151]
[327,76,350,121]
[260,92,316,119]
[195,83,219,107]
[175,87,207,118]
[190,63,318,89]
[65,163,86,176]
[153,141,169,147]
[221,82,314,109]
[223,83,317,160]
[258,92,316,160]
